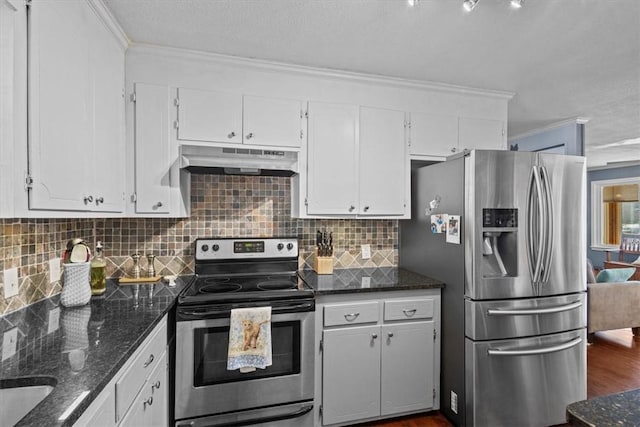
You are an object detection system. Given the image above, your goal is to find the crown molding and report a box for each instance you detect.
[587,160,640,171]
[88,0,129,51]
[508,117,590,141]
[128,43,515,100]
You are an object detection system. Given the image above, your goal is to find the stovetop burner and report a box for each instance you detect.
[199,281,242,293]
[256,280,298,291]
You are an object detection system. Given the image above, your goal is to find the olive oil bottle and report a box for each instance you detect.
[90,241,107,295]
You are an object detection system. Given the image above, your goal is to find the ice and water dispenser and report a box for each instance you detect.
[481,208,518,277]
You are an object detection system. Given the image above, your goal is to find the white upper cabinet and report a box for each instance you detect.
[306,102,359,215]
[177,88,242,143]
[409,112,458,157]
[176,88,303,148]
[458,117,506,151]
[410,113,506,157]
[304,103,408,218]
[27,0,125,212]
[359,107,407,216]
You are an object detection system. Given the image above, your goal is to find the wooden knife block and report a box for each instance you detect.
[314,249,334,275]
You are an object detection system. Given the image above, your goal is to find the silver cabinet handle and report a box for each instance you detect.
[143,353,154,368]
[143,395,153,410]
[228,131,236,138]
[488,337,582,356]
[344,312,360,321]
[487,301,582,316]
[152,380,161,393]
[387,332,394,338]
[95,196,104,204]
[349,205,355,212]
[451,147,457,153]
[371,333,378,339]
[156,201,163,208]
[246,132,254,139]
[83,195,93,204]
[402,308,417,316]
[363,206,370,212]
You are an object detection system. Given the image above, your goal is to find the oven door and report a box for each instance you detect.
[175,305,314,421]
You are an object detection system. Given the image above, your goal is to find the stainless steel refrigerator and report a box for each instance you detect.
[400,150,587,427]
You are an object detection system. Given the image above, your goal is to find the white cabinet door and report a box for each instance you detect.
[90,14,125,213]
[322,326,381,425]
[177,87,242,144]
[458,117,505,151]
[133,83,171,214]
[73,384,116,427]
[359,107,406,216]
[28,0,92,211]
[119,352,167,427]
[306,102,358,215]
[243,95,302,148]
[380,322,435,416]
[410,112,458,157]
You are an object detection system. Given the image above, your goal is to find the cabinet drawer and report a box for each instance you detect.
[115,319,167,421]
[324,302,379,326]
[384,299,434,321]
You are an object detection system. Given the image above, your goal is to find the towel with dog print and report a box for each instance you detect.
[227,306,272,373]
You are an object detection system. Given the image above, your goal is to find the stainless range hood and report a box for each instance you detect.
[179,145,299,177]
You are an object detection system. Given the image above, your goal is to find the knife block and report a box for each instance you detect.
[314,249,334,275]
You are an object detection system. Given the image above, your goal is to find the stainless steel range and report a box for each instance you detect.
[174,237,315,427]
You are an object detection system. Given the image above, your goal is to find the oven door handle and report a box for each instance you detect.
[180,302,314,318]
[175,404,313,427]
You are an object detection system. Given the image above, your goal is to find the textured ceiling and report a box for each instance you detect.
[104,0,640,167]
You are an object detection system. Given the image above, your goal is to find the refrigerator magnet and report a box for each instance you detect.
[446,215,461,244]
[430,214,447,234]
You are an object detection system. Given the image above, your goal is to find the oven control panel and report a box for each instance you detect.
[196,238,298,260]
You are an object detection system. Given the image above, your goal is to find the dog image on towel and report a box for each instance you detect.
[227,307,272,373]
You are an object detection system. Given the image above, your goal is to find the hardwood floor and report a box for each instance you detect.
[350,329,640,427]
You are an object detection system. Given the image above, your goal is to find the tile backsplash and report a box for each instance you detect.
[0,175,398,315]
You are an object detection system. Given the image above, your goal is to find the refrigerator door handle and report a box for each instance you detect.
[527,165,545,289]
[487,337,583,356]
[540,165,554,284]
[487,300,582,316]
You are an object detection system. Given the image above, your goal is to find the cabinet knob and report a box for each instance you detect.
[143,353,155,368]
[156,201,163,208]
[143,395,153,410]
[246,132,254,139]
[95,196,104,205]
[228,131,236,138]
[387,332,394,338]
[363,206,370,212]
[83,195,93,204]
[152,380,161,393]
[371,333,378,339]
[349,205,355,212]
[451,147,457,153]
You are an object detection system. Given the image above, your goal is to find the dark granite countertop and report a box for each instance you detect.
[0,277,189,427]
[299,267,443,295]
[566,389,640,426]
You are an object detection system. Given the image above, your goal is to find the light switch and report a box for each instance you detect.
[2,328,18,361]
[3,267,19,299]
[49,258,61,283]
[361,244,371,260]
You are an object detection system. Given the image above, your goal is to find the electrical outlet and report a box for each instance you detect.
[361,276,371,288]
[3,267,19,299]
[49,257,61,283]
[47,307,61,334]
[451,390,458,414]
[361,244,371,259]
[2,328,18,361]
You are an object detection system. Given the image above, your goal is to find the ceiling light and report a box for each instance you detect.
[463,0,478,12]
[510,0,524,8]
[407,0,417,7]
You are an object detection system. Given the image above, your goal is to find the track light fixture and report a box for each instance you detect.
[462,0,478,12]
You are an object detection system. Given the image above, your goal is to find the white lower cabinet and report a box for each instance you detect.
[73,316,167,427]
[318,293,440,426]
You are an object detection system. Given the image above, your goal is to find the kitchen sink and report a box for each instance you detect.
[0,376,56,426]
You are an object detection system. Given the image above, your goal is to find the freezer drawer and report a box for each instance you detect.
[465,328,586,427]
[465,292,586,341]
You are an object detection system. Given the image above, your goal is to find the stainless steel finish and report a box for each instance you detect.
[131,253,141,278]
[465,293,586,341]
[487,336,582,356]
[195,237,298,260]
[371,333,378,339]
[175,310,314,420]
[156,201,163,207]
[175,401,314,427]
[143,396,153,409]
[387,332,394,338]
[95,196,104,204]
[349,205,355,212]
[363,206,370,212]
[146,254,156,277]
[540,165,554,284]
[83,195,93,204]
[465,329,586,427]
[246,132,254,139]
[227,131,235,138]
[143,354,154,368]
[179,144,299,176]
[403,308,417,316]
[344,312,360,321]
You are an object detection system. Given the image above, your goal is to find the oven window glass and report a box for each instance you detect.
[193,321,301,386]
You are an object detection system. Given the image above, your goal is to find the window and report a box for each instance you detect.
[591,178,640,248]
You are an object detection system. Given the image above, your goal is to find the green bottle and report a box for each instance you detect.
[90,241,107,295]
